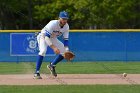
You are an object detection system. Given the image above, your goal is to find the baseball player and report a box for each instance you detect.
[34,11,69,79]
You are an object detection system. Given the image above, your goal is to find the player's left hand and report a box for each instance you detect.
[64,51,75,61]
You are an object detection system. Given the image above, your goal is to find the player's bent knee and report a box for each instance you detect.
[39,51,46,56]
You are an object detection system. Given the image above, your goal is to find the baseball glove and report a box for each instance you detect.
[64,51,75,61]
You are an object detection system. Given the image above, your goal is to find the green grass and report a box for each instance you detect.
[56,62,140,74]
[0,85,140,93]
[0,62,140,74]
[0,62,33,74]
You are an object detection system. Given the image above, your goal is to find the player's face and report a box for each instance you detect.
[59,18,68,26]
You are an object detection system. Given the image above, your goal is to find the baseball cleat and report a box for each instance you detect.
[34,73,42,79]
[47,65,57,77]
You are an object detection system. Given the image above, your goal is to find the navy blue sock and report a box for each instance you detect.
[35,55,43,73]
[51,54,64,66]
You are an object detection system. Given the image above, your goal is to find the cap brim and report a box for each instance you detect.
[59,17,69,19]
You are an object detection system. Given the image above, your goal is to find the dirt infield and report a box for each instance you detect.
[0,74,140,85]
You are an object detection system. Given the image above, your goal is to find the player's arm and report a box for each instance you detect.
[44,22,60,54]
[63,27,69,51]
[64,38,69,51]
[45,35,60,54]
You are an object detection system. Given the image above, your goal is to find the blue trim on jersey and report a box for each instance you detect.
[46,33,50,38]
[64,40,69,46]
[45,30,51,38]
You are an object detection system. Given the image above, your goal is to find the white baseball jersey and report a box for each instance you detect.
[41,20,69,39]
[37,20,69,56]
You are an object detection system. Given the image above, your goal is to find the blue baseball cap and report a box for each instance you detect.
[59,11,69,19]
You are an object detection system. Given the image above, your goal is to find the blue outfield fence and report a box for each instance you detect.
[0,29,140,62]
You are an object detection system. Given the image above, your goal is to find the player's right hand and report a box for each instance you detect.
[53,47,60,54]
[50,45,60,54]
